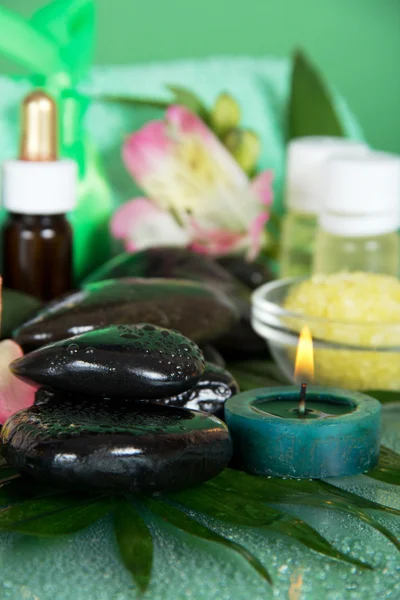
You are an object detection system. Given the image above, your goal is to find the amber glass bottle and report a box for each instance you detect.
[2,90,76,301]
[3,214,73,301]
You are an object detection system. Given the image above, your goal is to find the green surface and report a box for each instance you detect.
[0,0,399,154]
[0,407,398,599]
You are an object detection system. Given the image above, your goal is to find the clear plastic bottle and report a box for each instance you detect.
[279,137,368,278]
[313,153,400,276]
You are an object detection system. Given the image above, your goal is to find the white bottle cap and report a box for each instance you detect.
[2,159,77,215]
[319,152,400,236]
[2,90,77,215]
[286,137,368,213]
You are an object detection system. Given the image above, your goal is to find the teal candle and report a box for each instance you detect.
[254,398,354,419]
[224,387,381,478]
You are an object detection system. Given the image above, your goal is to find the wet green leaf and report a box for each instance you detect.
[169,484,371,570]
[146,496,272,585]
[208,470,400,552]
[114,497,153,595]
[288,50,344,140]
[0,493,113,535]
[368,446,400,486]
[210,469,400,517]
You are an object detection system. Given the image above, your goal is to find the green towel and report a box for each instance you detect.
[0,56,365,276]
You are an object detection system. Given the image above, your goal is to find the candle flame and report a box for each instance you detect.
[294,325,314,382]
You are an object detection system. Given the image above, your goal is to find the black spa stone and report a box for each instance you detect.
[13,278,238,351]
[35,362,239,418]
[200,345,226,368]
[10,324,205,399]
[153,362,239,418]
[217,256,273,290]
[1,400,232,493]
[82,248,271,358]
[83,247,236,293]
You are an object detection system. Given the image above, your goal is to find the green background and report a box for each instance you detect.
[0,0,399,153]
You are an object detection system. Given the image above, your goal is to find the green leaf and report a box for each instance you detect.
[365,390,400,404]
[208,470,400,552]
[169,485,371,570]
[97,95,170,110]
[288,50,344,140]
[114,497,154,595]
[1,288,42,339]
[210,469,400,517]
[145,496,272,586]
[0,477,60,509]
[167,85,209,120]
[227,360,286,391]
[0,463,20,482]
[0,493,113,535]
[368,446,400,486]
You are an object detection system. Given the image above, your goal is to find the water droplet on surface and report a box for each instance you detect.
[67,343,79,354]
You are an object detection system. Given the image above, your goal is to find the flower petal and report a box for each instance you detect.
[111,198,191,252]
[123,121,171,186]
[111,196,150,240]
[247,212,269,261]
[189,219,248,256]
[166,104,215,141]
[0,340,36,424]
[122,105,248,220]
[250,170,274,206]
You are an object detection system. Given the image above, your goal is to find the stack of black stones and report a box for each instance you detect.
[1,247,272,494]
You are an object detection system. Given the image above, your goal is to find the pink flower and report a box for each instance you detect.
[111,197,190,252]
[0,277,36,423]
[113,105,273,260]
[0,340,37,424]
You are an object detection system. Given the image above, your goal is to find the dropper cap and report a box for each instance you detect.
[20,91,57,161]
[2,89,77,215]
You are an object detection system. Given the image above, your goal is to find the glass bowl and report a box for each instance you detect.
[251,278,400,391]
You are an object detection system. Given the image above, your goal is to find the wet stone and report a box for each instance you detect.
[153,362,239,419]
[217,256,273,290]
[10,324,206,399]
[34,361,238,419]
[13,278,238,352]
[83,248,275,359]
[215,302,271,358]
[1,400,232,493]
[83,247,236,294]
[200,345,226,368]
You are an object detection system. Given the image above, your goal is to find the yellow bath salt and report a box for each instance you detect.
[283,272,400,390]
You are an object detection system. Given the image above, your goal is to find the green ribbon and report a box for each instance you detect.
[0,0,114,282]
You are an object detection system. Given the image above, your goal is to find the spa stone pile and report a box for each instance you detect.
[2,324,234,493]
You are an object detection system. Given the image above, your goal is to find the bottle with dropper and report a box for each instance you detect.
[2,90,77,301]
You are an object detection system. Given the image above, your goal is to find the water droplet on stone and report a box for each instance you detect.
[67,343,79,354]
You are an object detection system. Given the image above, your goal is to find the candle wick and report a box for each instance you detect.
[299,383,307,418]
